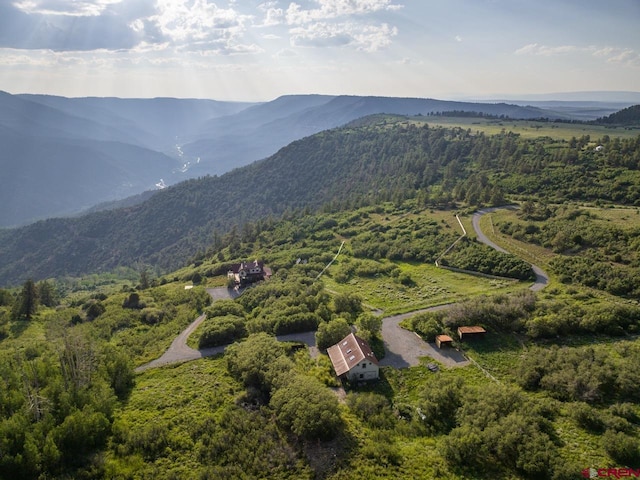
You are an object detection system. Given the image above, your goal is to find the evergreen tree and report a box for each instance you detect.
[37,280,58,307]
[12,279,38,320]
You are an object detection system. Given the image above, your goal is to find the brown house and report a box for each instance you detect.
[457,326,486,341]
[327,333,379,382]
[227,260,271,286]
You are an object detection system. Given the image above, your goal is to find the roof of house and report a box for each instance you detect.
[457,326,486,334]
[326,333,379,377]
[228,260,264,274]
[436,334,454,342]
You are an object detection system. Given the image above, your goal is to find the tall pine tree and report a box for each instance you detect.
[13,279,38,320]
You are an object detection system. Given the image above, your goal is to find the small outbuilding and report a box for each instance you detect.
[435,334,454,349]
[457,326,486,341]
[327,333,379,382]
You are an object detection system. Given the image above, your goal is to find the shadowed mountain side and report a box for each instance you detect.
[0,92,255,226]
[0,122,466,284]
[182,95,555,176]
[19,94,256,148]
[0,131,180,227]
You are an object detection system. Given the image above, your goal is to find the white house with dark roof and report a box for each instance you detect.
[327,333,379,382]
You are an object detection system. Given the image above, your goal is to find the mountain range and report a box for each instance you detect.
[1,113,639,287]
[2,90,634,227]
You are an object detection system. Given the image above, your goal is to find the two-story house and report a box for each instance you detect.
[327,333,379,382]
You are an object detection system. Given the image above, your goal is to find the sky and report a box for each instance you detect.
[0,0,638,101]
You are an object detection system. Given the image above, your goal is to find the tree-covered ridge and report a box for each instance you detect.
[597,104,640,125]
[1,120,640,287]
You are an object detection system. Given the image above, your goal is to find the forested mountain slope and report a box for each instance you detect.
[0,92,253,226]
[181,95,554,176]
[597,104,640,125]
[1,117,639,286]
[4,92,622,227]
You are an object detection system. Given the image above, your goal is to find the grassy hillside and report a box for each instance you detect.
[419,115,640,140]
[1,199,639,479]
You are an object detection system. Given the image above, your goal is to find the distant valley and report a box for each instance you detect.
[1,91,635,227]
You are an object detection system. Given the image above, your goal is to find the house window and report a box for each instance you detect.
[362,363,366,369]
[359,374,364,379]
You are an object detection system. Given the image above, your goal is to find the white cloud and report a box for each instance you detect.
[514,43,577,56]
[274,48,297,58]
[151,0,247,42]
[455,35,462,42]
[596,47,640,67]
[12,0,124,16]
[290,21,396,51]
[286,0,402,25]
[257,1,284,26]
[137,0,261,55]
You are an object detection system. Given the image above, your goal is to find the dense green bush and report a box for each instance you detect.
[270,374,342,440]
[421,290,536,333]
[417,376,465,434]
[441,384,559,478]
[199,315,246,348]
[602,430,640,466]
[411,313,445,342]
[225,333,287,394]
[515,344,640,403]
[315,318,352,351]
[441,237,535,280]
[346,392,396,430]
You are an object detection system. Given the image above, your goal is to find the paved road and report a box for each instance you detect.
[137,207,549,372]
[135,288,240,372]
[473,207,549,292]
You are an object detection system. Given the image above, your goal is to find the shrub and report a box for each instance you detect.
[603,430,640,466]
[122,293,142,309]
[83,300,105,320]
[273,312,320,335]
[315,318,351,351]
[198,315,246,348]
[346,392,395,429]
[411,313,444,342]
[140,308,165,325]
[270,375,342,440]
[225,333,287,394]
[572,402,606,432]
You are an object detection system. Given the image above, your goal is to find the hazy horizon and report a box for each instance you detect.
[0,1,638,102]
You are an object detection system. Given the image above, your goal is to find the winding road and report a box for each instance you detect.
[136,207,549,372]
